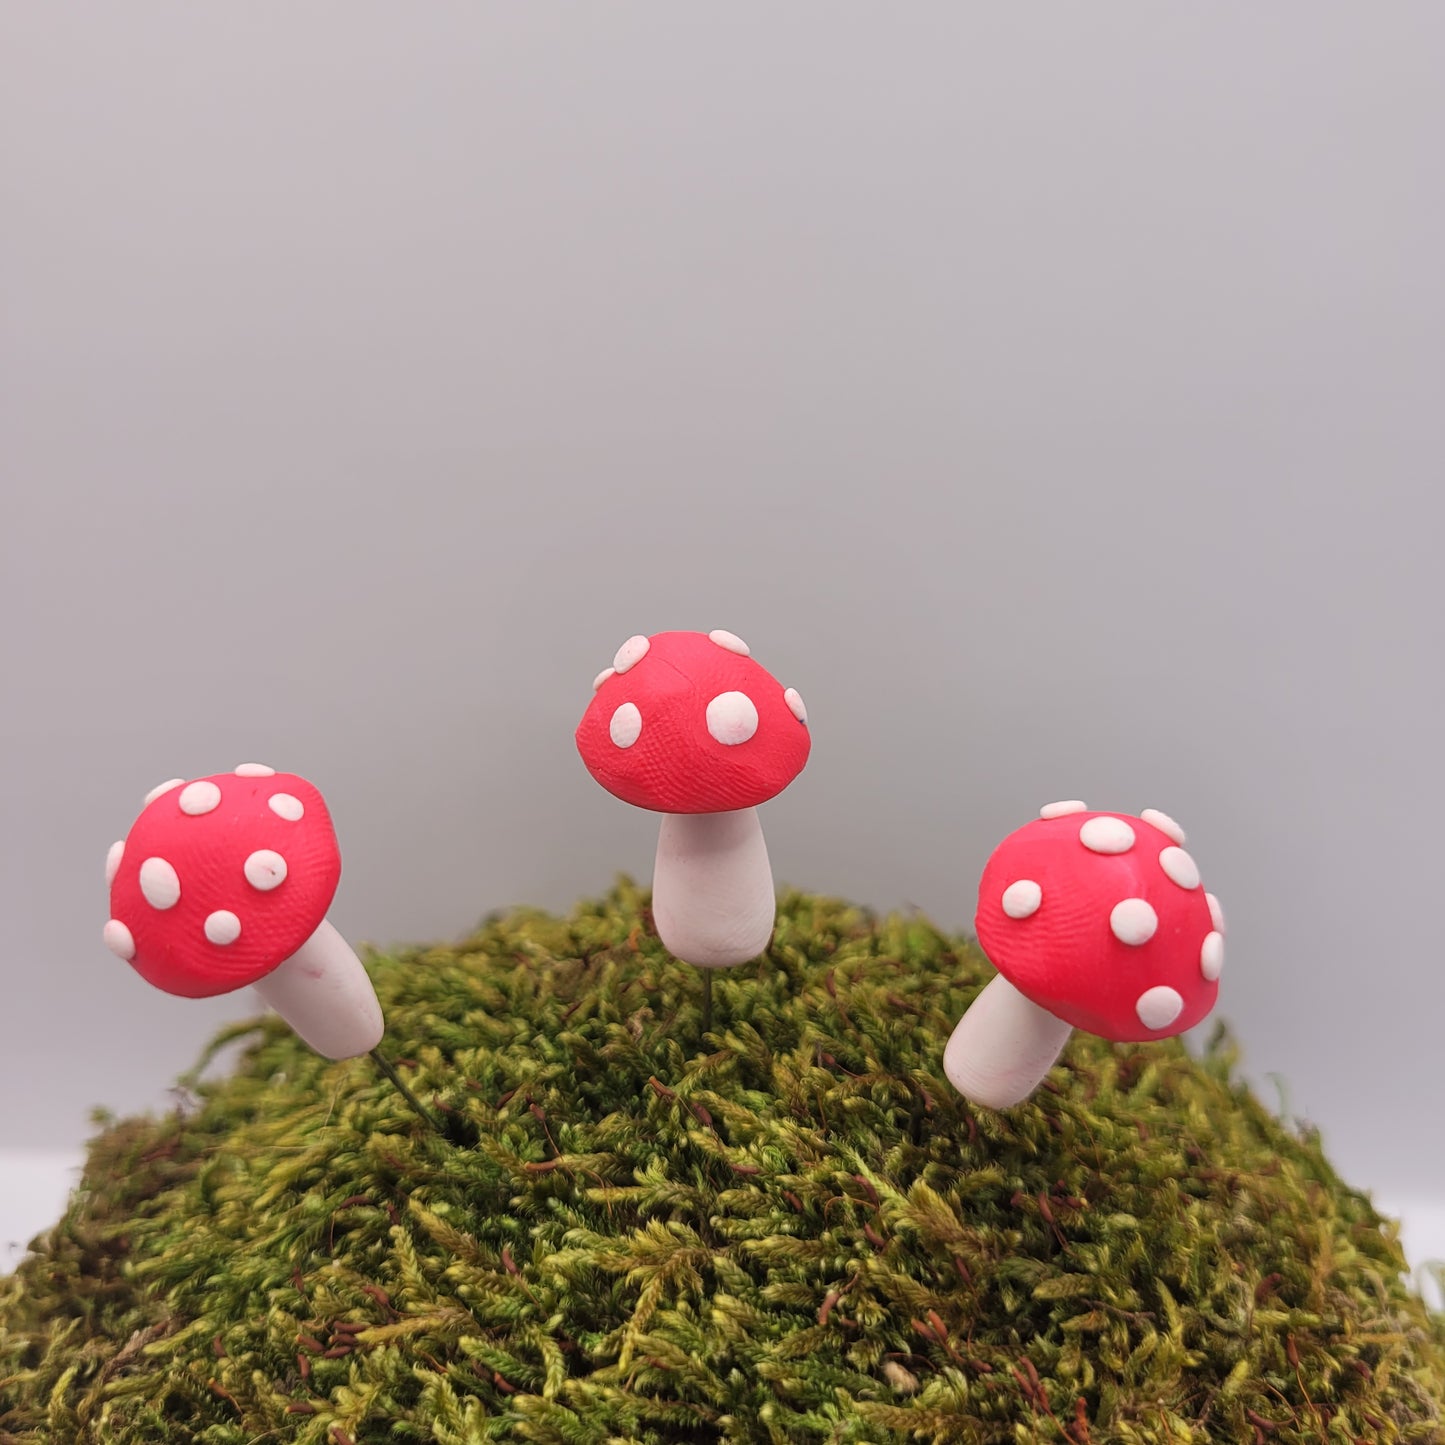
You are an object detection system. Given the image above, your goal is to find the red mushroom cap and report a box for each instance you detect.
[576,630,811,814]
[974,804,1223,1042]
[102,768,340,999]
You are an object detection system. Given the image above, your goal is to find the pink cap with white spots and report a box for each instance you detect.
[103,768,340,999]
[974,803,1225,1042]
[575,630,811,815]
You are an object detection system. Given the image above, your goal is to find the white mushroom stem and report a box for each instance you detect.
[652,808,776,968]
[251,918,385,1060]
[942,974,1073,1109]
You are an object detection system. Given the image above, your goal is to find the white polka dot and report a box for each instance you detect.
[609,702,643,748]
[592,667,616,692]
[268,793,304,822]
[102,919,135,961]
[1200,931,1224,982]
[204,910,242,945]
[783,687,808,724]
[613,635,650,674]
[1136,985,1184,1031]
[1110,898,1158,946]
[1158,846,1201,891]
[244,849,288,891]
[1206,892,1225,934]
[1141,808,1186,846]
[178,780,222,816]
[708,629,751,656]
[1080,816,1136,855]
[139,857,181,910]
[1001,879,1042,919]
[234,763,276,777]
[1040,800,1087,819]
[105,840,125,887]
[706,691,759,746]
[143,778,184,806]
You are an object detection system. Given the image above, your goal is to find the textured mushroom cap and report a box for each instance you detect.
[105,771,340,998]
[975,809,1221,1042]
[575,631,811,813]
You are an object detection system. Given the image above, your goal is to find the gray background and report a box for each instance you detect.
[3,5,1442,1204]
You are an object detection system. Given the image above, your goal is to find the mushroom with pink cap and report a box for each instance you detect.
[104,768,385,1061]
[576,630,810,976]
[943,802,1225,1109]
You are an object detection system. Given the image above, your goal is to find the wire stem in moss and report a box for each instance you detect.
[369,1049,445,1135]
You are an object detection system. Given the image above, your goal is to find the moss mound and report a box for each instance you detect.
[1,887,1441,1444]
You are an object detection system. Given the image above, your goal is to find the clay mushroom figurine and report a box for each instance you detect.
[576,630,811,1023]
[944,803,1226,1109]
[103,767,440,1131]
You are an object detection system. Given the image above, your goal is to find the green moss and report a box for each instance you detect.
[1,885,1441,1444]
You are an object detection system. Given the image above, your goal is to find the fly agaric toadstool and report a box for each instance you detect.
[103,768,440,1129]
[576,630,810,994]
[943,803,1225,1109]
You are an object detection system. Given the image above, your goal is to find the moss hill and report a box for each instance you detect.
[2,886,1441,1443]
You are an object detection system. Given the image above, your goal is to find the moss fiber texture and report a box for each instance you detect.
[1,888,1441,1445]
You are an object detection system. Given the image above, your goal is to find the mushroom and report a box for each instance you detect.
[943,803,1224,1109]
[103,767,440,1130]
[575,631,811,1016]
